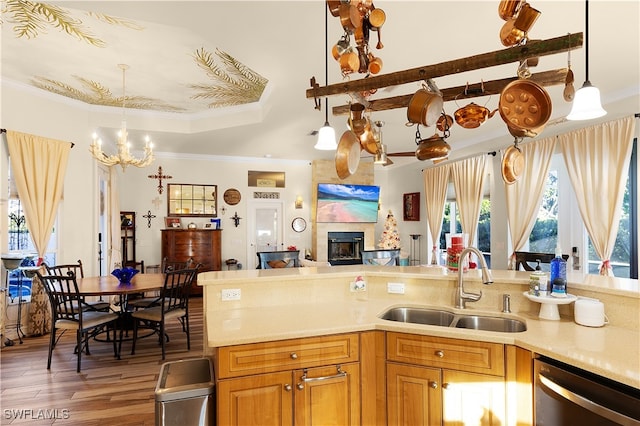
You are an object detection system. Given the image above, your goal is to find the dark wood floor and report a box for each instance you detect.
[0,299,205,425]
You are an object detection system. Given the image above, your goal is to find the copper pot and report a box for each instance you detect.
[498,0,524,20]
[501,141,525,185]
[327,0,341,17]
[407,88,443,127]
[436,114,454,132]
[335,130,361,179]
[499,79,552,134]
[339,4,361,33]
[454,102,498,129]
[415,134,450,161]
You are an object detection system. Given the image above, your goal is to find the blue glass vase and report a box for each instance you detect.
[111,267,139,285]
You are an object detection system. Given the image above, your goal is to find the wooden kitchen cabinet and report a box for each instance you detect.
[161,229,221,295]
[387,362,442,426]
[386,332,507,426]
[216,333,361,426]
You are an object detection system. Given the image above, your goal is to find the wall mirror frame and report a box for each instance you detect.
[167,183,217,217]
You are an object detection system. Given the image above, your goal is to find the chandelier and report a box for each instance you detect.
[89,64,154,170]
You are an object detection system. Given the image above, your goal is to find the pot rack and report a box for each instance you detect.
[306,32,583,115]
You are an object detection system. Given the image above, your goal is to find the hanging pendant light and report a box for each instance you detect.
[314,1,337,150]
[89,64,154,170]
[567,0,606,120]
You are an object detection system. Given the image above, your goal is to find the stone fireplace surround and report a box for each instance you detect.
[311,160,375,262]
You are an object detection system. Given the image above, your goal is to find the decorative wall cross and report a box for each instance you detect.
[142,210,156,228]
[148,166,172,194]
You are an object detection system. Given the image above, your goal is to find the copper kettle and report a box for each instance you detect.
[454,102,498,129]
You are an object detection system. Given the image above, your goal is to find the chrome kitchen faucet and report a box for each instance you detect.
[455,247,494,309]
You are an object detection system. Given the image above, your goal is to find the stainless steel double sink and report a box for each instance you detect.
[379,307,526,333]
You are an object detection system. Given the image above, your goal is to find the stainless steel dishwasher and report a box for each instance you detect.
[534,357,640,425]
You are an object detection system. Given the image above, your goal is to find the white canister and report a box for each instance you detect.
[574,297,609,327]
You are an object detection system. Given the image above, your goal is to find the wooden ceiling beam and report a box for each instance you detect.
[306,32,582,100]
[331,68,568,115]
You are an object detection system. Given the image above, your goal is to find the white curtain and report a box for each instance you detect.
[450,155,489,247]
[6,130,71,336]
[558,115,636,276]
[504,137,557,269]
[6,130,71,262]
[423,164,451,264]
[108,167,122,271]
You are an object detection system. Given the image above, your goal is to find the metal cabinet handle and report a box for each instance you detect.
[300,365,347,383]
[290,352,298,360]
[296,383,304,390]
[429,381,438,389]
[442,382,450,390]
[435,350,444,358]
[284,384,292,392]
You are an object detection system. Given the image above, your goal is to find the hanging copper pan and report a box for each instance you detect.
[335,130,361,179]
[415,134,450,161]
[499,79,552,135]
[501,139,525,185]
[407,88,443,127]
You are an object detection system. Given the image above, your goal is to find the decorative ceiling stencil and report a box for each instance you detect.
[30,74,185,112]
[0,1,269,114]
[190,47,268,108]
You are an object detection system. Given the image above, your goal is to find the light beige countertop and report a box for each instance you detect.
[199,265,640,390]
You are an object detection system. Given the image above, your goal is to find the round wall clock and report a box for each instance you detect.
[292,217,307,233]
[223,188,241,205]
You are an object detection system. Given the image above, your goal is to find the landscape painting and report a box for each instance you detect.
[316,184,380,223]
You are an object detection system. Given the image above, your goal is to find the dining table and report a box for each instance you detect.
[65,273,167,357]
[72,273,165,298]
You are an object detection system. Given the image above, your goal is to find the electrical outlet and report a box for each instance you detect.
[221,288,241,301]
[387,282,405,294]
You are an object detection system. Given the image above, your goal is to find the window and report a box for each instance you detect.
[439,198,492,267]
[529,169,558,253]
[586,139,637,278]
[6,171,57,302]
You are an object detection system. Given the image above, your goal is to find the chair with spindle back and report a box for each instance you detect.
[36,271,119,372]
[130,267,199,359]
[44,260,110,311]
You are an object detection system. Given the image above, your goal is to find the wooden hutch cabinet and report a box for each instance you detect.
[161,229,221,295]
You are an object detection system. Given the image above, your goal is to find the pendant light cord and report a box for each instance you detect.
[584,0,590,82]
[324,1,329,124]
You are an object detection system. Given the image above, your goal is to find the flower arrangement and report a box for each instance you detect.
[287,245,297,251]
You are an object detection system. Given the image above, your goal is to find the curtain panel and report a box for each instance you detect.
[423,164,451,264]
[558,115,636,276]
[504,137,557,269]
[6,130,72,336]
[450,155,489,247]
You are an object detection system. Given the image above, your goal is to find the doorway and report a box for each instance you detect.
[247,200,283,269]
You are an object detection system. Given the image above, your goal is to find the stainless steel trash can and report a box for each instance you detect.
[155,358,215,426]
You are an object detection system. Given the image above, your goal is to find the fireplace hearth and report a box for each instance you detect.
[327,232,364,266]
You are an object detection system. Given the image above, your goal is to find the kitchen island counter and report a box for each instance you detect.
[199,265,639,390]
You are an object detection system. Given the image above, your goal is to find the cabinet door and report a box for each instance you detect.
[442,370,505,426]
[217,371,293,426]
[294,362,360,426]
[387,362,442,426]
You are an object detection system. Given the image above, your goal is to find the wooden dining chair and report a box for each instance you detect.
[44,260,110,311]
[35,271,119,372]
[130,267,199,360]
[361,249,401,266]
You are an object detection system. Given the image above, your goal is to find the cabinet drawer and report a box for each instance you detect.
[217,333,359,379]
[387,332,504,376]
